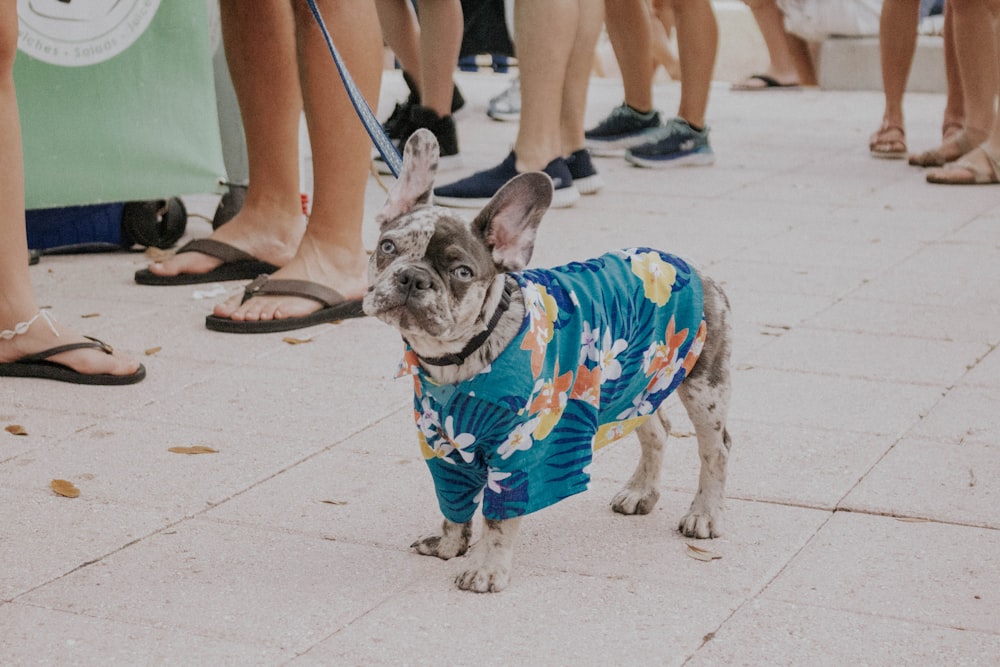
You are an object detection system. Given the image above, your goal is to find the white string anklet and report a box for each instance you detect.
[0,310,59,340]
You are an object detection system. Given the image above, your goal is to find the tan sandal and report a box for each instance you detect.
[909,130,974,167]
[926,144,1000,185]
[869,122,907,159]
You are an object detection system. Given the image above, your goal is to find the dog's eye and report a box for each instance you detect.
[451,265,474,281]
[379,239,396,255]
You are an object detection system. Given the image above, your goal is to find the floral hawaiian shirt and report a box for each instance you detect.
[397,248,707,523]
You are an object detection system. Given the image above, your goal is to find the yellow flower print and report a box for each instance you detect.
[630,251,677,306]
[520,283,559,377]
[593,416,651,450]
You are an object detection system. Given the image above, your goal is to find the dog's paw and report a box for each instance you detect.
[411,533,468,560]
[611,487,660,515]
[678,508,724,539]
[454,564,511,593]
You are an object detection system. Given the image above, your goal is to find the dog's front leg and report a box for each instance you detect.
[411,518,472,559]
[454,517,522,593]
[611,409,669,515]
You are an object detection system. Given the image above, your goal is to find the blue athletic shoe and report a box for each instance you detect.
[433,152,579,209]
[565,148,603,195]
[585,103,662,157]
[624,117,715,169]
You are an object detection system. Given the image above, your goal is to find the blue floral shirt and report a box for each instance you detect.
[397,248,706,523]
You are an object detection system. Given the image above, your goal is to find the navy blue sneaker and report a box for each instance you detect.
[434,152,579,209]
[565,148,603,195]
[585,103,662,156]
[625,117,715,169]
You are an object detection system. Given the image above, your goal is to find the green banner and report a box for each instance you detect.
[15,0,226,209]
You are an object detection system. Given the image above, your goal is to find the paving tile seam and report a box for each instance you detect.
[752,593,1000,637]
[792,322,996,345]
[736,362,960,391]
[679,510,840,665]
[190,514,411,555]
[2,599,285,652]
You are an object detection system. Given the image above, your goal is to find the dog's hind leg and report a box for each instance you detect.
[611,410,670,515]
[677,273,733,539]
[455,517,522,593]
[411,519,472,559]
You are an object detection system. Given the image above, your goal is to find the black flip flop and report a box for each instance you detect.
[0,337,146,385]
[204,275,365,334]
[134,238,279,286]
[731,74,800,91]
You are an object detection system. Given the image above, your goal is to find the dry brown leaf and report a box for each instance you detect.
[80,312,101,319]
[144,346,162,356]
[685,544,722,562]
[168,446,218,455]
[5,424,28,436]
[50,479,80,498]
[669,430,694,439]
[282,336,313,345]
[320,499,348,505]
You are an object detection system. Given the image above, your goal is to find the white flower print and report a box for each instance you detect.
[579,321,601,366]
[486,469,512,494]
[497,417,541,460]
[598,328,628,382]
[443,415,476,463]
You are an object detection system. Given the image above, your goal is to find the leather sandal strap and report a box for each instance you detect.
[979,143,1000,176]
[177,238,257,263]
[241,275,345,308]
[16,336,113,362]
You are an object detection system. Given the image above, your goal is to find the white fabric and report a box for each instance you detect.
[776,0,882,41]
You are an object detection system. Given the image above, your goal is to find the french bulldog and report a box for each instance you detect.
[364,129,734,593]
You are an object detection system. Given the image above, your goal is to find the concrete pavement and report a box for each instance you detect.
[2,71,999,665]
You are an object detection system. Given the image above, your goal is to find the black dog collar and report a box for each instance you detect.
[411,277,516,367]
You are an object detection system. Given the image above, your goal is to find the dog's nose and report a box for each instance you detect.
[397,266,434,292]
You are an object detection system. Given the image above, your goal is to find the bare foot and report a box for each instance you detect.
[144,203,305,279]
[0,313,142,378]
[211,235,368,323]
[909,128,988,168]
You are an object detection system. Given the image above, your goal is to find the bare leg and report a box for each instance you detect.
[927,0,1000,182]
[733,0,803,88]
[878,0,920,133]
[0,4,139,377]
[213,0,381,323]
[560,0,604,154]
[611,410,668,515]
[670,0,718,128]
[146,0,306,280]
[417,0,463,117]
[513,0,578,170]
[376,0,422,88]
[941,0,966,136]
[605,0,655,112]
[455,517,523,592]
[649,3,681,80]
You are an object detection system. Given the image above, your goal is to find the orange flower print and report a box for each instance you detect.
[682,321,708,374]
[520,282,559,377]
[630,251,677,306]
[570,364,601,408]
[529,368,574,440]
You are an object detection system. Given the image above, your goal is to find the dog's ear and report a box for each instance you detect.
[376,128,439,227]
[471,172,553,272]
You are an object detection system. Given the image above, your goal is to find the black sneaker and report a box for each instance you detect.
[433,152,578,209]
[584,103,662,157]
[382,72,465,141]
[376,104,462,175]
[565,149,603,194]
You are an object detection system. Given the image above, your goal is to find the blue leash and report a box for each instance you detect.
[304,0,403,177]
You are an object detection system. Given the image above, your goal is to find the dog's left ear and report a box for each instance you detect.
[471,172,553,272]
[376,128,439,227]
